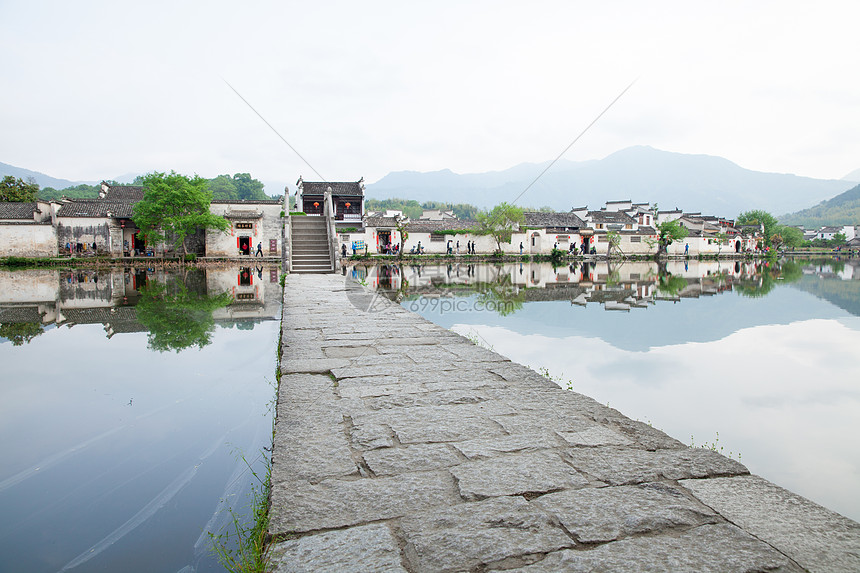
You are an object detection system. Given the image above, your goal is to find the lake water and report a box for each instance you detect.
[347,257,860,523]
[0,265,281,573]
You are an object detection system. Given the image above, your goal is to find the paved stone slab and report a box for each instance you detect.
[532,482,718,543]
[268,523,407,573]
[281,357,350,374]
[566,446,748,485]
[557,425,634,447]
[337,380,427,399]
[452,431,562,460]
[352,404,511,444]
[322,345,379,358]
[363,443,463,476]
[364,389,493,411]
[452,450,589,500]
[400,496,573,572]
[348,421,396,450]
[508,523,803,572]
[681,475,860,573]
[272,437,358,484]
[269,471,459,534]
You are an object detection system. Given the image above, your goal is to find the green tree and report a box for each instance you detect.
[133,171,230,257]
[774,225,804,249]
[38,183,100,200]
[476,273,525,316]
[737,210,779,246]
[135,277,232,352]
[395,214,409,258]
[477,202,525,253]
[0,322,44,345]
[232,173,268,200]
[832,232,847,246]
[0,176,39,202]
[654,219,688,257]
[606,230,622,257]
[207,175,239,200]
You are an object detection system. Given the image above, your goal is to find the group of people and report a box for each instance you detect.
[568,243,596,256]
[444,240,478,254]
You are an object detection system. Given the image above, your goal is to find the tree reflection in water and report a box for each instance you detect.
[0,322,44,346]
[136,273,232,352]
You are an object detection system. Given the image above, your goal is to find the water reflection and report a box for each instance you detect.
[0,266,281,573]
[347,258,839,314]
[0,266,282,348]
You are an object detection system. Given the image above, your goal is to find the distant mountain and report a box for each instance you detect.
[779,183,860,227]
[843,168,860,182]
[0,161,97,190]
[367,146,854,217]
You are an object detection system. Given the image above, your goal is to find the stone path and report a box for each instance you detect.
[268,274,860,572]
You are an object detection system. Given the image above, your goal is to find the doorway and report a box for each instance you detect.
[133,233,145,255]
[239,236,251,255]
[378,231,392,253]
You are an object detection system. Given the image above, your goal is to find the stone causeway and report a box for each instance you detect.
[268,274,860,572]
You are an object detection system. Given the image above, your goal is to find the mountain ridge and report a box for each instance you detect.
[779,183,860,227]
[369,146,853,217]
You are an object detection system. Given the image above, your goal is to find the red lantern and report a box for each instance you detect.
[345,202,351,209]
[313,202,319,208]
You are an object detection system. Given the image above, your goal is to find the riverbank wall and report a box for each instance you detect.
[269,273,859,571]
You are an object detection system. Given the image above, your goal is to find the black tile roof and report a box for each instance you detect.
[57,199,136,218]
[0,305,44,323]
[103,185,145,201]
[406,220,480,233]
[589,211,637,224]
[0,202,38,220]
[523,212,585,229]
[364,216,401,228]
[301,181,364,197]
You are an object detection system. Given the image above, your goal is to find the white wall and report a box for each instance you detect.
[207,203,283,257]
[0,223,58,257]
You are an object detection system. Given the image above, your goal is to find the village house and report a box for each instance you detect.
[0,201,59,257]
[2,182,284,259]
[296,177,365,223]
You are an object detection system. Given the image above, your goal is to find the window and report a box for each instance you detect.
[430,234,445,242]
[235,222,253,230]
[596,223,604,229]
[340,234,350,241]
[625,224,632,229]
[630,236,641,243]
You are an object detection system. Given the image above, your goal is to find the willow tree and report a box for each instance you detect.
[133,171,230,257]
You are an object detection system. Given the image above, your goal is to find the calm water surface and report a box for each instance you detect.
[0,266,281,573]
[348,257,860,523]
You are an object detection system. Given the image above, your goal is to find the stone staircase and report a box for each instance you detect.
[290,216,333,273]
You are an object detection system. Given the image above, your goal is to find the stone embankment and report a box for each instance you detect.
[268,274,860,572]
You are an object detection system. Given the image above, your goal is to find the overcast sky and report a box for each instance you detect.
[2,1,858,192]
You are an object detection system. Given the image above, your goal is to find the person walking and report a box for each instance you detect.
[519,242,523,255]
[255,242,263,257]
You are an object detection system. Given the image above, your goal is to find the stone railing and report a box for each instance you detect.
[283,193,291,273]
[323,190,339,272]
